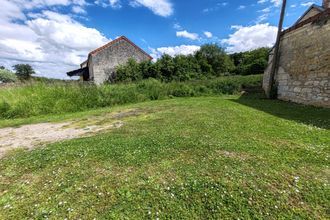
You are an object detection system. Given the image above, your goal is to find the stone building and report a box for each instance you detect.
[67,36,152,85]
[263,0,330,107]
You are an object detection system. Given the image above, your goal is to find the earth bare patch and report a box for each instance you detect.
[0,108,150,158]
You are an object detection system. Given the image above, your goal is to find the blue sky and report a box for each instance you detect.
[0,0,323,78]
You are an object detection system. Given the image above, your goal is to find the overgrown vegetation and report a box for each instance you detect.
[0,75,262,119]
[0,96,329,219]
[0,69,17,83]
[115,45,269,83]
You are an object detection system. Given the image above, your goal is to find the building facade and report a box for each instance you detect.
[68,36,152,85]
[263,2,330,107]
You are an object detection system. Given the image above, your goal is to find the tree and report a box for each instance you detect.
[140,60,161,80]
[13,64,35,80]
[231,48,269,75]
[116,58,141,82]
[195,44,235,76]
[0,66,5,70]
[156,54,175,82]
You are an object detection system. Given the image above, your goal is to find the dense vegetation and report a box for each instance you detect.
[0,69,17,83]
[230,48,269,75]
[0,75,262,119]
[0,96,329,219]
[0,64,36,83]
[115,45,269,83]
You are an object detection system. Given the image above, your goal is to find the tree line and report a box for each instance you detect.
[1,45,269,84]
[115,44,269,83]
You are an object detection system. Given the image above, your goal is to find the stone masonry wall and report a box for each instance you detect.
[264,14,330,108]
[90,39,151,85]
[276,19,330,107]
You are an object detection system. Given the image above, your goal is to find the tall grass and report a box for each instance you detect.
[0,75,262,119]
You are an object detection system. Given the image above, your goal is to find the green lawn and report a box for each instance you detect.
[0,96,329,219]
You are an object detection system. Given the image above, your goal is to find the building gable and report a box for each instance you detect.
[294,5,324,25]
[89,36,152,60]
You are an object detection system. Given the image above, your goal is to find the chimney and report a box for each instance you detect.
[323,0,330,9]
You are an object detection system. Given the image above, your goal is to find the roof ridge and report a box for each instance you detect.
[88,36,153,60]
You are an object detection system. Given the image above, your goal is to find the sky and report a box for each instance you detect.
[0,0,323,79]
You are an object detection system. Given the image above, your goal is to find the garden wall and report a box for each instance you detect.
[263,10,330,107]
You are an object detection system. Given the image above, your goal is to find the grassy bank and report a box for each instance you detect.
[0,96,329,219]
[0,75,262,119]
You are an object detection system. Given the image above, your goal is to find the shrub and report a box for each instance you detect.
[0,69,17,83]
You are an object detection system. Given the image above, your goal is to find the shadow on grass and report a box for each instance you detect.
[231,93,330,129]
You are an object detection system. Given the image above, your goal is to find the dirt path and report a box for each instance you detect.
[0,109,145,158]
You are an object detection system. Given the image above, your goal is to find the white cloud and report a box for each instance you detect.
[72,5,87,14]
[173,22,182,30]
[271,0,281,7]
[237,5,246,10]
[0,1,110,79]
[150,45,200,59]
[204,31,213,38]
[176,30,199,40]
[130,0,173,17]
[301,2,315,7]
[257,0,281,7]
[221,23,277,53]
[203,1,228,13]
[109,0,122,9]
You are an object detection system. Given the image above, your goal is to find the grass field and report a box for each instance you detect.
[0,95,329,219]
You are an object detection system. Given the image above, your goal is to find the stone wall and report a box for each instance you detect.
[263,11,330,108]
[89,38,151,85]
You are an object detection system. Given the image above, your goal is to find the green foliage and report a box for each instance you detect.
[115,45,268,83]
[0,69,17,83]
[13,64,35,81]
[231,48,269,75]
[156,54,176,81]
[0,75,262,119]
[195,44,235,75]
[116,59,142,82]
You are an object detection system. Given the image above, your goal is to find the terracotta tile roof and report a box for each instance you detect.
[88,36,153,60]
[282,8,330,35]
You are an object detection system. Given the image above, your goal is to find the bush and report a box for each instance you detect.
[0,75,262,119]
[0,69,17,83]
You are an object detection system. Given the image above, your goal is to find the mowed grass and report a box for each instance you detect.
[0,96,329,219]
